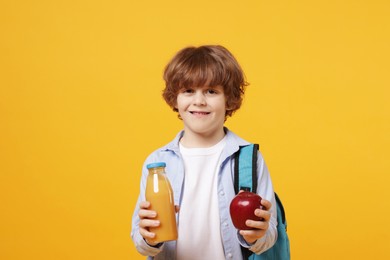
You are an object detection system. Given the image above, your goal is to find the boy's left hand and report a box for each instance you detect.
[239,199,271,244]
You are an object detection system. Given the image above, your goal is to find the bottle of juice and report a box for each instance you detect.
[145,162,178,243]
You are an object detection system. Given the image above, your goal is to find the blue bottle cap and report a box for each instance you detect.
[146,162,166,169]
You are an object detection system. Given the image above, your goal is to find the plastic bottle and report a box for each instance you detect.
[145,162,178,243]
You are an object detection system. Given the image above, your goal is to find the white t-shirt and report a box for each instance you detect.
[176,137,226,260]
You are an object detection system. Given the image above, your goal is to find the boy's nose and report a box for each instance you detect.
[193,92,206,105]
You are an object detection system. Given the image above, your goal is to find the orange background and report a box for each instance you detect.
[1,0,389,259]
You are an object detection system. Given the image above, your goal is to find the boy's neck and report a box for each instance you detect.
[180,128,226,148]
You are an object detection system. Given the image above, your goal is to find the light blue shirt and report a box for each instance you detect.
[131,128,277,260]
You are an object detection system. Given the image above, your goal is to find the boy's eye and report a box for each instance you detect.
[207,89,218,94]
[182,88,194,93]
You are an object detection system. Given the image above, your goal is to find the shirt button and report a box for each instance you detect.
[220,191,225,196]
[227,253,233,258]
[224,222,228,227]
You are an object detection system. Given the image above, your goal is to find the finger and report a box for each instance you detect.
[240,228,266,237]
[139,208,157,220]
[140,201,151,209]
[245,218,269,230]
[139,226,156,240]
[254,209,271,222]
[139,201,157,220]
[139,218,160,229]
[260,199,272,211]
[239,229,266,243]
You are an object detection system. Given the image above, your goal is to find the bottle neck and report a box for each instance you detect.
[148,167,165,175]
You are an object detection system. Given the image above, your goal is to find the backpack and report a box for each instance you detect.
[234,144,290,260]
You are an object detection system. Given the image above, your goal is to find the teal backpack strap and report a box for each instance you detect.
[234,144,291,260]
[234,144,260,260]
[234,144,259,193]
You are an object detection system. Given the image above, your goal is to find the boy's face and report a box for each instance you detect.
[175,85,227,142]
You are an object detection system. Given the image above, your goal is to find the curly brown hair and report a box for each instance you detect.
[162,45,248,118]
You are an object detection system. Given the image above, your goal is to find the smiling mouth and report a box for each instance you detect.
[190,111,210,115]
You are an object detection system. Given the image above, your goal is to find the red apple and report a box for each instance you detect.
[229,191,263,230]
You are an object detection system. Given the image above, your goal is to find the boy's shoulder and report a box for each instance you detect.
[224,128,253,147]
[143,131,183,163]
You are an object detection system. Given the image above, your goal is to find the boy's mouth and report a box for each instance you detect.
[190,111,210,115]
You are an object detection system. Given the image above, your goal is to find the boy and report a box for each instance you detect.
[131,45,277,260]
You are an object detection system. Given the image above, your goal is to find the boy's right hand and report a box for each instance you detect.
[138,201,160,246]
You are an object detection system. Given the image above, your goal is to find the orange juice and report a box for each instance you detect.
[145,162,178,243]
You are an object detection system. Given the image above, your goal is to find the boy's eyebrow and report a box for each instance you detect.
[178,84,223,91]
